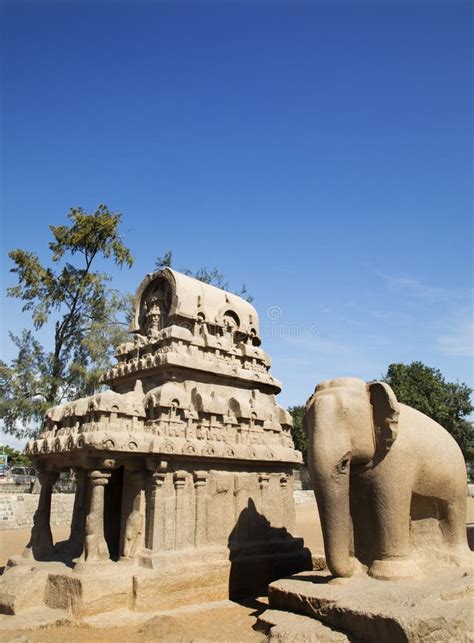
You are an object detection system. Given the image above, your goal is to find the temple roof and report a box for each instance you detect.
[130,268,260,338]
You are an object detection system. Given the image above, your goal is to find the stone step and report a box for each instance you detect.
[258,608,351,642]
[267,568,474,643]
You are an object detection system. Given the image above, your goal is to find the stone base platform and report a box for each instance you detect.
[0,539,311,620]
[265,568,474,642]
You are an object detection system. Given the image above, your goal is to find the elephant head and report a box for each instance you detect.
[304,377,399,577]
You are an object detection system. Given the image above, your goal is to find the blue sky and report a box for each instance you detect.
[1,1,472,447]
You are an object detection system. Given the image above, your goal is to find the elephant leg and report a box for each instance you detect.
[368,482,419,580]
[441,490,472,562]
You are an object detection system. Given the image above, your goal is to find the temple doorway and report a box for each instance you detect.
[104,466,124,561]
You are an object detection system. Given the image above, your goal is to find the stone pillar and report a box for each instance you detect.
[145,469,166,552]
[174,470,187,549]
[193,471,208,547]
[67,468,88,559]
[82,470,111,563]
[23,470,59,560]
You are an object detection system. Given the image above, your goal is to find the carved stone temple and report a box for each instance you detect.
[0,268,310,617]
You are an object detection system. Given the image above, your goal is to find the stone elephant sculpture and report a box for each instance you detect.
[304,377,470,580]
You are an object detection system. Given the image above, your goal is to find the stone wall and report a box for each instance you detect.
[0,484,32,495]
[293,489,315,505]
[0,480,76,494]
[0,493,74,530]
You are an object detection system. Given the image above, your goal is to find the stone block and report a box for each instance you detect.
[45,565,132,616]
[258,608,350,642]
[133,556,230,611]
[0,561,66,615]
[268,569,474,642]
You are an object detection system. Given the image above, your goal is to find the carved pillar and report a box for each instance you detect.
[174,470,187,549]
[23,470,59,560]
[193,471,208,547]
[145,469,167,552]
[82,470,111,563]
[67,468,88,558]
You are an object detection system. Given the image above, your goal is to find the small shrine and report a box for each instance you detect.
[1,268,310,617]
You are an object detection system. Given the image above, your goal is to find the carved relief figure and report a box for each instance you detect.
[304,377,471,581]
[123,509,144,558]
[140,280,171,338]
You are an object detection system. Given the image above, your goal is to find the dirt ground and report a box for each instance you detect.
[1,601,269,642]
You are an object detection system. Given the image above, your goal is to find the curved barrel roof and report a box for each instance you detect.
[130,268,260,338]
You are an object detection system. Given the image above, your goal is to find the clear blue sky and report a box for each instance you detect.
[1,1,472,446]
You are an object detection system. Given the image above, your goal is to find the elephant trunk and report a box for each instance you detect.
[314,475,353,578]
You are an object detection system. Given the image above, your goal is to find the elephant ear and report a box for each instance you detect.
[303,391,317,436]
[368,382,400,453]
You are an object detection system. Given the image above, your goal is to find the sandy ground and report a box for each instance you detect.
[0,499,472,642]
[1,600,268,642]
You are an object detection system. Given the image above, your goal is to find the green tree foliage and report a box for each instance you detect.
[382,361,473,465]
[288,405,307,464]
[0,205,133,438]
[288,361,473,468]
[156,251,253,302]
[0,445,31,467]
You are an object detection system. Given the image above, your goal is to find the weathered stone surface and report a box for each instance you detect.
[0,607,73,632]
[45,565,132,616]
[258,608,351,642]
[268,569,474,642]
[304,377,472,581]
[25,269,299,466]
[0,560,66,615]
[28,539,311,617]
[0,269,310,621]
[133,553,230,611]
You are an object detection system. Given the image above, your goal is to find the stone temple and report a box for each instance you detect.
[0,268,310,616]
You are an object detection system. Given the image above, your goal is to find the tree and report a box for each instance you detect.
[0,445,31,467]
[288,405,308,464]
[288,361,473,469]
[0,205,133,438]
[156,251,253,302]
[382,361,473,466]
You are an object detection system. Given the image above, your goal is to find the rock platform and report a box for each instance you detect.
[263,568,474,642]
